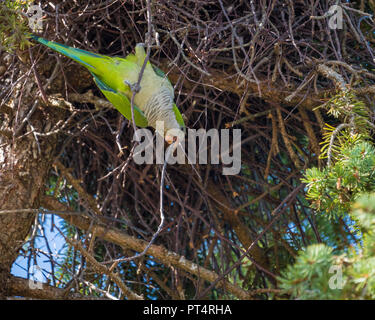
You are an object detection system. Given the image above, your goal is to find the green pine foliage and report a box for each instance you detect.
[279,193,375,299]
[0,0,32,51]
[303,140,375,216]
[279,91,375,299]
[278,244,341,299]
[303,90,375,217]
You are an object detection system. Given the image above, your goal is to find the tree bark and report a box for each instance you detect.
[0,85,64,298]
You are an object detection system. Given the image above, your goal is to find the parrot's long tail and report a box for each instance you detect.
[29,35,109,73]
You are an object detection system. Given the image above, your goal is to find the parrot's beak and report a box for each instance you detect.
[165,128,185,145]
[165,135,175,144]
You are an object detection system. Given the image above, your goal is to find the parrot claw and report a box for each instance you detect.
[124,80,141,93]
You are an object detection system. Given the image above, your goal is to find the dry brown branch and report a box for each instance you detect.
[299,107,320,158]
[8,276,104,300]
[67,238,143,300]
[55,161,102,217]
[275,105,302,169]
[41,195,252,300]
[2,0,374,300]
[316,64,348,92]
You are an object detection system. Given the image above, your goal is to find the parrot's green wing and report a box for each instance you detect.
[91,73,148,127]
[173,103,185,130]
[30,35,148,127]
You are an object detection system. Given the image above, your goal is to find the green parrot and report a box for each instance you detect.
[30,35,185,144]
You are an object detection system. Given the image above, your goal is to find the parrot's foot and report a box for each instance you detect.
[124,80,141,94]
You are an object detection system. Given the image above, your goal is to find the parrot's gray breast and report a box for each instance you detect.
[143,87,179,131]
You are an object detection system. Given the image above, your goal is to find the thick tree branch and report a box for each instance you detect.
[8,275,105,300]
[41,195,253,300]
